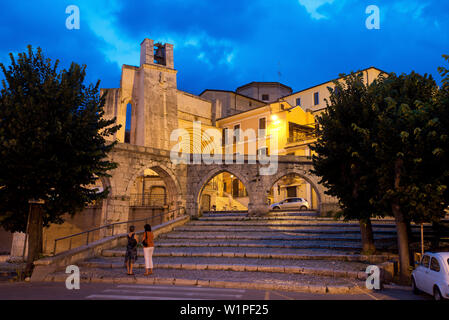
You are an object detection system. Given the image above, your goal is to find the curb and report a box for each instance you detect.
[44,274,366,295]
[77,261,368,280]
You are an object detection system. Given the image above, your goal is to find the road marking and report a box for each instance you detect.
[271,291,294,300]
[355,286,380,300]
[103,289,243,298]
[85,294,205,300]
[117,284,246,293]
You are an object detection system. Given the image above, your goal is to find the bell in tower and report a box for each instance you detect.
[154,43,166,65]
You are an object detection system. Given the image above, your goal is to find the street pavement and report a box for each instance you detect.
[0,282,431,300]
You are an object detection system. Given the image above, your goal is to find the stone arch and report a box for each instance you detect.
[125,162,182,210]
[193,166,251,215]
[265,165,323,212]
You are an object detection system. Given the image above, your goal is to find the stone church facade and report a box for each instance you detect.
[7,38,341,256]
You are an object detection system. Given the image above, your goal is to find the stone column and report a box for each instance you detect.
[9,232,28,262]
[247,178,269,216]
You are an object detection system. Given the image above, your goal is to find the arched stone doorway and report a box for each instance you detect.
[194,167,251,215]
[126,165,181,223]
[265,167,323,213]
[267,172,320,210]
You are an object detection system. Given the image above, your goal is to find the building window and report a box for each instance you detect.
[259,117,266,137]
[125,103,132,143]
[222,128,228,146]
[262,94,269,101]
[334,86,341,97]
[314,92,319,105]
[296,98,301,106]
[280,103,285,110]
[233,124,240,144]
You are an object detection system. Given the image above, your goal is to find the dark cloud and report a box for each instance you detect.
[0,0,447,95]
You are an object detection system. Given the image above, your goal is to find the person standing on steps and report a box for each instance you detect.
[142,224,154,275]
[125,225,137,275]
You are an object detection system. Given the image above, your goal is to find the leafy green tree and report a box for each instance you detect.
[312,72,382,254]
[369,71,446,282]
[313,64,449,283]
[0,46,120,271]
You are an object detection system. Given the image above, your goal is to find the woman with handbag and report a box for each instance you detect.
[141,224,154,275]
[125,226,137,275]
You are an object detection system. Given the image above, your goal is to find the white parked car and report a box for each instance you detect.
[411,252,449,300]
[270,197,310,211]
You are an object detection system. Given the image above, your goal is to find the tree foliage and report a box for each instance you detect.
[0,46,120,233]
[312,72,382,222]
[311,57,449,281]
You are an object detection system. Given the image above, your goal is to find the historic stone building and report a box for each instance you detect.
[5,38,386,256]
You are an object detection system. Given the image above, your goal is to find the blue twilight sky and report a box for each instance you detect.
[0,0,448,95]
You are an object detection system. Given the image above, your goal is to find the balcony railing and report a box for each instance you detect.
[287,132,316,144]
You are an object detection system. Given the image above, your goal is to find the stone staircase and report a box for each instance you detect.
[213,195,248,211]
[44,211,408,293]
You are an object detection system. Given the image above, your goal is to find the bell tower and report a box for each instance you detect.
[133,38,178,150]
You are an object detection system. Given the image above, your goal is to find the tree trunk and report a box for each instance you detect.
[359,218,376,255]
[404,216,415,266]
[392,201,411,284]
[25,202,44,276]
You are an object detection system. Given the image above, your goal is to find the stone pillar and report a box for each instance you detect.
[140,38,154,66]
[164,43,174,69]
[306,182,312,207]
[247,178,269,216]
[9,232,27,262]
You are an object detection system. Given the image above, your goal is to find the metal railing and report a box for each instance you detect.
[287,133,316,144]
[52,206,185,255]
[129,193,167,207]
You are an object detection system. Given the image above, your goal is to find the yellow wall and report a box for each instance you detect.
[217,101,316,156]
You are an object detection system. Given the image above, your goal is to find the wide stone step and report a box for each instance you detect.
[78,256,369,280]
[202,212,320,218]
[191,220,399,227]
[197,216,398,222]
[154,239,395,251]
[158,231,397,242]
[173,225,400,234]
[45,266,366,294]
[102,247,396,263]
